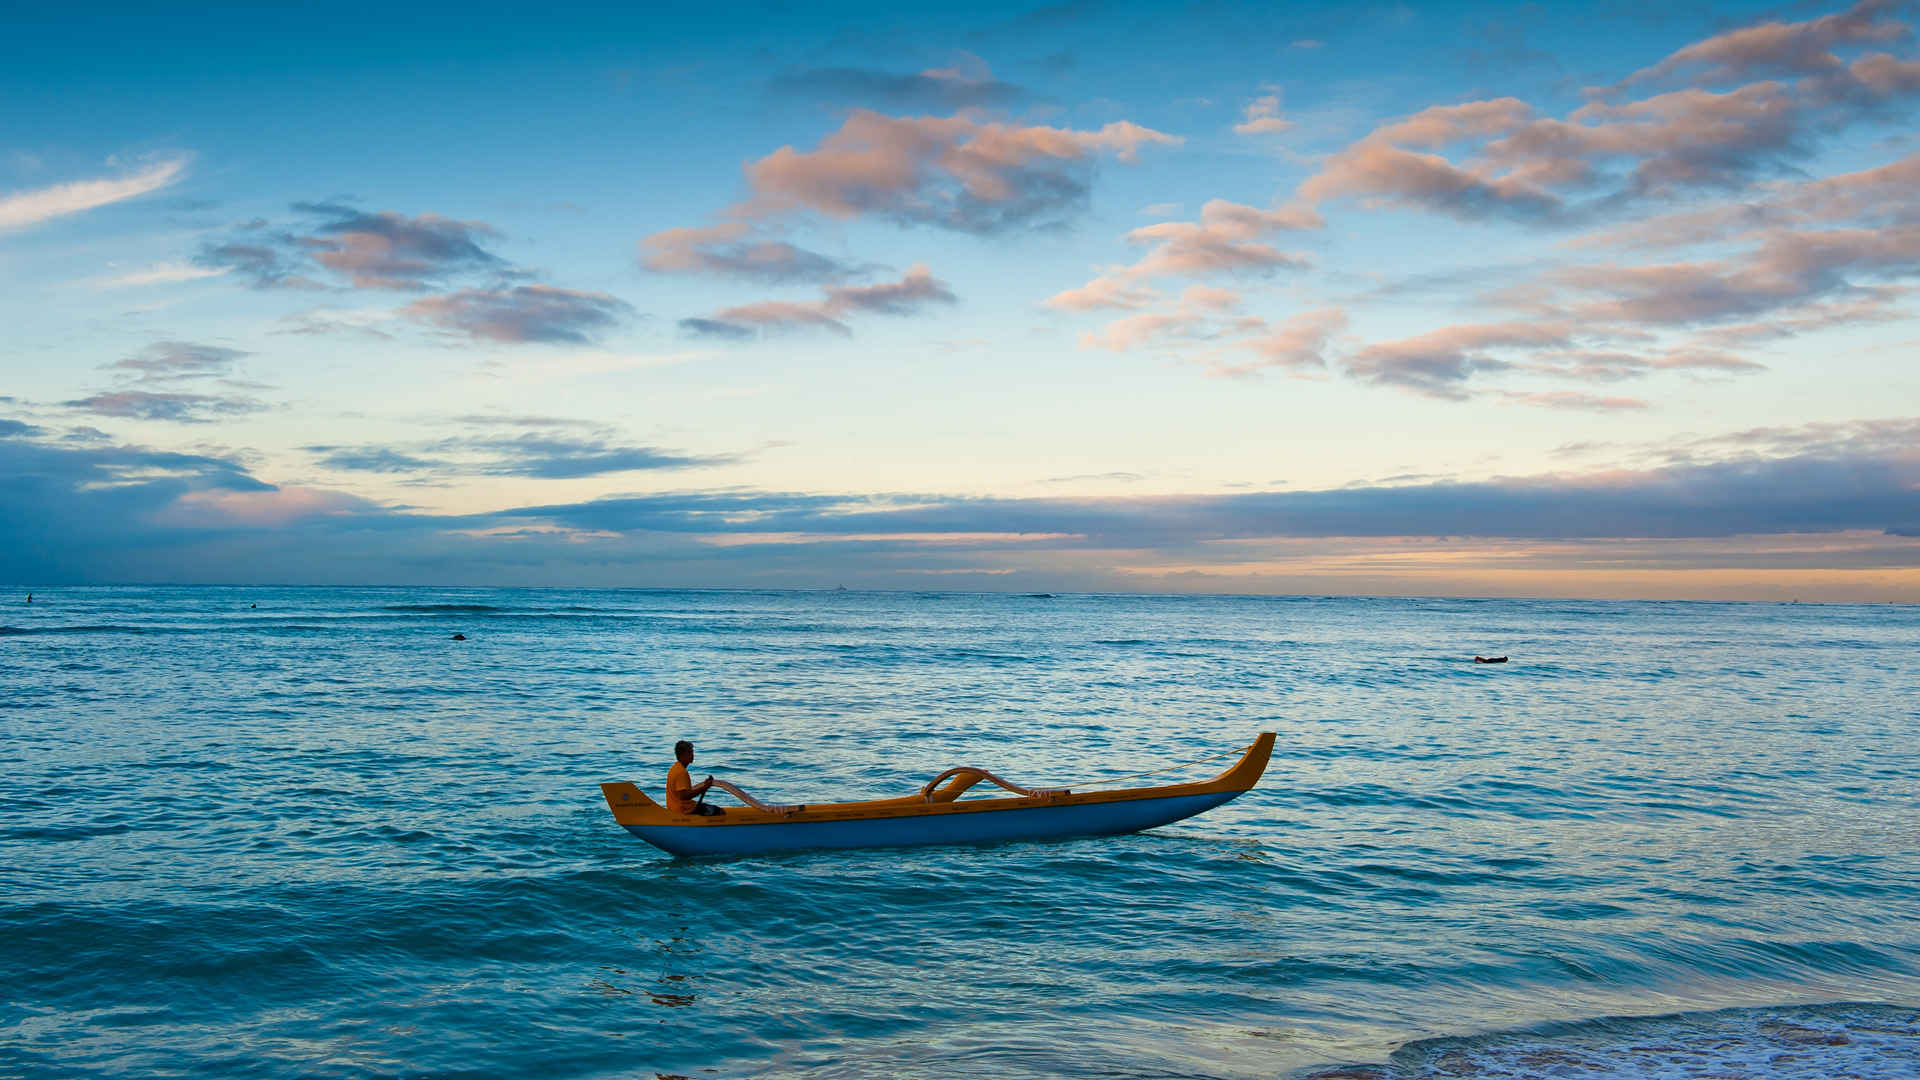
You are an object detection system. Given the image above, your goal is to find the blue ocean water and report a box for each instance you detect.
[2,586,1917,1079]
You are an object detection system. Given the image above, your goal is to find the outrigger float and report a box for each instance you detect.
[601,733,1275,857]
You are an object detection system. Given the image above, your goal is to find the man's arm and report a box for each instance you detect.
[669,774,715,802]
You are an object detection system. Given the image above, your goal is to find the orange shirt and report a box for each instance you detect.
[666,761,695,814]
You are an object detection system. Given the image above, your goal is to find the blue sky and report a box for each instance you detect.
[4,0,1919,598]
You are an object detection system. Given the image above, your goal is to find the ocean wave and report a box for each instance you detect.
[0,624,153,636]
[377,603,506,613]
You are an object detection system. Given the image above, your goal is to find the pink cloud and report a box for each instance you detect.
[1619,0,1908,88]
[686,264,956,338]
[1044,276,1160,312]
[740,110,1181,233]
[1296,3,1920,222]
[1206,307,1348,377]
[1048,199,1318,312]
[1233,94,1293,136]
[1298,140,1561,221]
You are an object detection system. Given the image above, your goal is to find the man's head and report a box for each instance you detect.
[674,739,694,764]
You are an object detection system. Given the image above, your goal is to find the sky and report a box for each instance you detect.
[3,0,1919,599]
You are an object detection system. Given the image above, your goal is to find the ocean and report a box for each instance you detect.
[2,586,1917,1078]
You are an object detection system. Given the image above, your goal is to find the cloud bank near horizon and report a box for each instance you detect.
[3,419,1914,597]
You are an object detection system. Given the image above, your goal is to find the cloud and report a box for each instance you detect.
[1619,0,1909,89]
[291,201,504,291]
[108,341,249,383]
[1205,307,1348,377]
[1552,225,1920,326]
[5,420,1918,593]
[767,60,1026,110]
[91,261,231,289]
[195,240,323,290]
[198,201,507,291]
[0,156,188,230]
[1077,284,1255,352]
[459,435,735,479]
[678,317,757,340]
[1233,94,1293,136]
[827,264,959,314]
[306,432,731,479]
[1575,150,1920,251]
[61,390,270,423]
[641,222,868,284]
[1299,135,1564,223]
[1120,200,1320,276]
[738,109,1181,233]
[1297,4,1920,224]
[1519,347,1765,381]
[402,285,634,344]
[685,264,956,338]
[306,446,446,473]
[1494,390,1651,411]
[1044,276,1160,312]
[1345,321,1573,398]
[1047,199,1319,313]
[492,426,1920,545]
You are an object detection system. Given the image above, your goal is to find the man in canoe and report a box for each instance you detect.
[667,740,725,816]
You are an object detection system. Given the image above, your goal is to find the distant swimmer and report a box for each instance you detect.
[451,633,467,641]
[250,603,257,609]
[1474,655,1508,664]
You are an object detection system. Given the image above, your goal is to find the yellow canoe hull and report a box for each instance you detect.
[601,733,1274,857]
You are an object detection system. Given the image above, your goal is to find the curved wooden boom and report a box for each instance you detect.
[601,733,1275,857]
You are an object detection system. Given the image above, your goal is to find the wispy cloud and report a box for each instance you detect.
[683,264,956,338]
[62,390,268,423]
[305,426,736,479]
[767,57,1026,111]
[0,156,189,230]
[90,261,231,289]
[107,341,250,383]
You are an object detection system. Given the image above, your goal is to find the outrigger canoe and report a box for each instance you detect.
[601,732,1274,857]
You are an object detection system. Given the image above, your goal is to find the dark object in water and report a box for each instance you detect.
[1474,655,1508,664]
[451,633,467,641]
[1024,593,1055,598]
